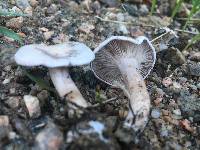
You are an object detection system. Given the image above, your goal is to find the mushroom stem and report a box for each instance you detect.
[119,62,150,131]
[49,67,88,108]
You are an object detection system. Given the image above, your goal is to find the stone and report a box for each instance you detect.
[187,62,200,76]
[6,17,23,29]
[34,122,63,150]
[163,48,186,65]
[139,4,149,15]
[0,116,9,126]
[151,109,161,119]
[43,31,54,40]
[190,51,200,61]
[2,78,10,84]
[11,6,23,13]
[162,77,173,87]
[23,95,41,118]
[116,13,129,34]
[197,83,200,89]
[24,6,33,16]
[173,109,181,116]
[78,23,95,34]
[5,96,20,108]
[29,0,38,7]
[99,0,120,7]
[37,90,49,101]
[47,4,58,14]
[16,0,30,9]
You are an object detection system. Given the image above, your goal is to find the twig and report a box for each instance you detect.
[174,29,199,35]
[89,97,118,108]
[177,18,200,21]
[95,16,155,27]
[150,31,170,43]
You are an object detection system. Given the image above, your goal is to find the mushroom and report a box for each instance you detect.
[15,42,95,108]
[91,36,156,131]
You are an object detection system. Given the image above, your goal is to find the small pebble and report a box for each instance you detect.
[151,109,161,119]
[37,90,49,102]
[187,62,200,77]
[0,116,9,126]
[43,31,54,40]
[160,126,168,137]
[78,23,95,34]
[5,96,20,108]
[173,109,181,116]
[47,4,58,14]
[24,95,41,118]
[16,0,30,9]
[139,4,149,15]
[190,51,200,61]
[29,0,38,7]
[2,78,10,84]
[162,77,173,87]
[197,83,200,89]
[35,122,63,150]
[6,17,23,29]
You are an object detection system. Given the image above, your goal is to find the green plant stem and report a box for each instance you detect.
[171,0,184,20]
[183,7,196,29]
[150,0,157,15]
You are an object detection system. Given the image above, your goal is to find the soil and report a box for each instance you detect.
[0,0,200,150]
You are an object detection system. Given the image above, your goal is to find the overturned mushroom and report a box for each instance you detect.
[15,42,95,108]
[91,36,156,131]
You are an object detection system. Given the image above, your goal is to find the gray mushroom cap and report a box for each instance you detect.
[91,36,156,86]
[15,42,95,67]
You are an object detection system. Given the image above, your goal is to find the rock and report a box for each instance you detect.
[24,6,33,16]
[23,95,41,118]
[6,17,23,29]
[29,0,38,7]
[91,1,101,14]
[2,78,10,84]
[0,116,9,126]
[163,48,186,65]
[187,62,200,76]
[151,109,161,119]
[5,96,20,108]
[162,77,173,87]
[114,127,136,144]
[43,31,54,40]
[179,90,200,118]
[0,126,10,141]
[11,6,23,13]
[12,118,33,140]
[197,83,200,89]
[116,13,129,34]
[52,33,69,44]
[34,122,63,150]
[37,90,49,102]
[47,4,58,14]
[122,4,139,16]
[190,51,200,61]
[160,126,168,137]
[139,4,149,15]
[173,109,181,116]
[99,0,120,7]
[78,23,95,34]
[16,0,30,9]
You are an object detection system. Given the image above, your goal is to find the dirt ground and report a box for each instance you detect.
[0,0,200,150]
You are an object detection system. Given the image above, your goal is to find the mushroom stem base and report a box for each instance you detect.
[49,67,88,108]
[119,64,150,131]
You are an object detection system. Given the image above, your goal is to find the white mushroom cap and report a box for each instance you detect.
[91,36,156,86]
[15,42,95,67]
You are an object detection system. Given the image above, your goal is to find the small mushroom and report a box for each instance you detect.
[15,42,95,108]
[91,36,156,131]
